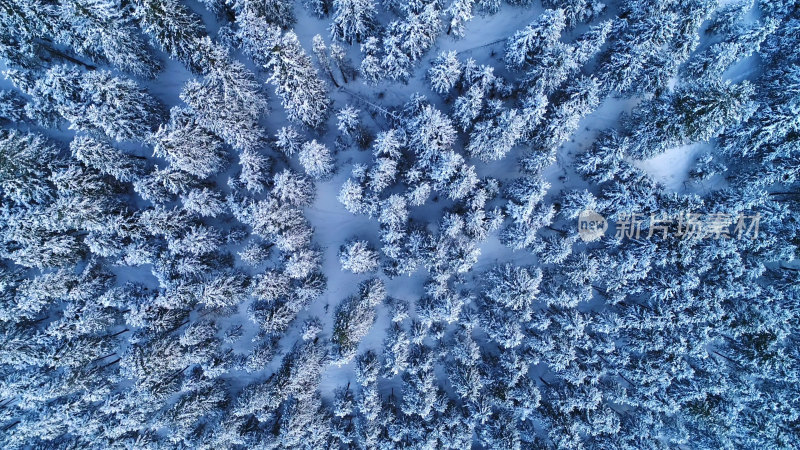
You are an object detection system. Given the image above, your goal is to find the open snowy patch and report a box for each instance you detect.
[633,142,710,191]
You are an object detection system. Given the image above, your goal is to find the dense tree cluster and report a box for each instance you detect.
[1,0,798,448]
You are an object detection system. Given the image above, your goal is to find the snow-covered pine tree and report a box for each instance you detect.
[0,0,74,71]
[541,0,605,27]
[23,65,163,141]
[521,75,600,173]
[254,28,331,128]
[134,166,198,204]
[505,9,566,70]
[339,239,380,273]
[303,0,332,18]
[299,140,335,180]
[0,90,27,124]
[428,51,462,94]
[380,2,442,81]
[626,78,754,159]
[0,129,58,205]
[70,135,147,182]
[466,101,527,161]
[572,19,613,65]
[330,42,355,83]
[521,19,610,94]
[57,0,161,78]
[312,35,340,87]
[331,278,385,364]
[238,148,272,193]
[232,0,296,29]
[180,57,268,152]
[330,0,377,44]
[131,0,208,72]
[445,0,474,38]
[268,131,299,163]
[181,188,226,217]
[152,107,227,178]
[359,36,384,83]
[272,169,316,207]
[558,189,597,220]
[406,104,457,166]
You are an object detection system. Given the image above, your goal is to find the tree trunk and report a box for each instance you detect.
[328,71,341,88]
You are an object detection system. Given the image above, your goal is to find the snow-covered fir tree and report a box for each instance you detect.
[299,139,335,180]
[152,107,228,178]
[21,65,164,141]
[428,51,462,94]
[339,239,380,273]
[330,0,377,44]
[242,23,331,128]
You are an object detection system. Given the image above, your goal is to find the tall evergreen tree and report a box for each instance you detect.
[22,65,163,141]
[244,25,331,128]
[330,0,377,44]
[180,57,268,152]
[131,0,208,72]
